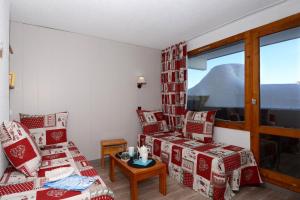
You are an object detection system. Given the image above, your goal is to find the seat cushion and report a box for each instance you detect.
[182,110,217,143]
[0,141,114,200]
[20,112,68,148]
[137,110,169,135]
[0,121,41,176]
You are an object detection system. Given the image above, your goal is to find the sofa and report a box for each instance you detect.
[137,110,262,200]
[0,112,114,200]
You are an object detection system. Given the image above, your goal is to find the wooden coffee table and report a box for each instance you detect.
[109,154,167,200]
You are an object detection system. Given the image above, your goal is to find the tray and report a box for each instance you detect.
[127,158,156,168]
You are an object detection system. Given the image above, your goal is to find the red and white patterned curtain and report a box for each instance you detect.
[161,42,187,132]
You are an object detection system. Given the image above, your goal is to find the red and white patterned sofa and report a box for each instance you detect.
[0,113,114,200]
[0,141,114,200]
[138,132,262,200]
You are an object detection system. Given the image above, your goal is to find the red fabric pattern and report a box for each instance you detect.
[0,181,34,196]
[223,153,241,172]
[46,129,67,145]
[186,122,203,133]
[42,152,67,161]
[171,145,183,166]
[91,196,114,200]
[38,164,70,177]
[240,166,261,186]
[139,134,146,146]
[4,138,37,167]
[223,145,244,152]
[20,116,44,129]
[137,110,169,135]
[183,110,217,143]
[143,123,160,135]
[154,112,164,121]
[73,155,87,161]
[196,153,213,180]
[193,144,219,152]
[161,42,187,132]
[137,133,262,200]
[153,139,162,157]
[19,112,68,147]
[36,188,81,200]
[0,142,115,200]
[183,171,193,188]
[0,121,41,176]
[81,169,98,177]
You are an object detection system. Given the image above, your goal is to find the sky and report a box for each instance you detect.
[188,37,300,89]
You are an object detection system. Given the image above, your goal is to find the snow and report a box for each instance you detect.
[188,63,300,109]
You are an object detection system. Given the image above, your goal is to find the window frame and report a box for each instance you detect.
[250,13,300,192]
[188,32,252,131]
[188,12,300,192]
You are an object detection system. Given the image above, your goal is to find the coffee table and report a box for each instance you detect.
[109,154,167,200]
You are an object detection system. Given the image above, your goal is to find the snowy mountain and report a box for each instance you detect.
[188,63,300,109]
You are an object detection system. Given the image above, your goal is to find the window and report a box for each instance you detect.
[188,13,300,192]
[260,133,300,178]
[258,26,300,182]
[187,41,245,122]
[259,26,300,129]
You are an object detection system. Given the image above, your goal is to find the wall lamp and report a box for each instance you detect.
[137,76,146,88]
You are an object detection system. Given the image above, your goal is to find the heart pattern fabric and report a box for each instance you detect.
[0,121,41,176]
[20,112,68,147]
[10,145,26,159]
[51,131,63,141]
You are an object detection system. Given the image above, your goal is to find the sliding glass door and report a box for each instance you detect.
[252,20,300,191]
[188,13,300,191]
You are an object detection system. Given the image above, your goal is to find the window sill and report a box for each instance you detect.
[214,120,247,131]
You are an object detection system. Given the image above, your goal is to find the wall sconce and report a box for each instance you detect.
[137,76,146,88]
[9,72,16,89]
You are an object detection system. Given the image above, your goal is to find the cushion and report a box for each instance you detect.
[19,112,68,148]
[0,121,41,176]
[137,110,169,135]
[182,110,217,143]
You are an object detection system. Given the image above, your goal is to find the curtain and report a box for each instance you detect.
[161,42,187,132]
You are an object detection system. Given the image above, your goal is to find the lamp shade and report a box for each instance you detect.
[137,76,146,84]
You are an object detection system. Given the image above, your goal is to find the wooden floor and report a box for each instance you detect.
[91,159,300,200]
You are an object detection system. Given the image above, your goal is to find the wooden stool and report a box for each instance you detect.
[101,139,127,168]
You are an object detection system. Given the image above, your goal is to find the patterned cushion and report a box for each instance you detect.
[137,110,169,135]
[0,121,41,176]
[182,110,217,143]
[20,112,68,148]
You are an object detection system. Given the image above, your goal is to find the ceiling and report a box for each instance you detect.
[9,0,286,49]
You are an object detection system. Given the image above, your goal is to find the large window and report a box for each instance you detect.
[259,26,300,179]
[187,41,245,122]
[188,13,300,192]
[259,26,300,129]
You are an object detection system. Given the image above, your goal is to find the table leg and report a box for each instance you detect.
[109,155,115,182]
[130,176,138,200]
[159,166,167,195]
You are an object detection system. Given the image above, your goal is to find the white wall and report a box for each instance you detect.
[188,0,300,148]
[188,0,300,51]
[214,128,250,149]
[0,0,10,176]
[10,22,161,160]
